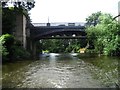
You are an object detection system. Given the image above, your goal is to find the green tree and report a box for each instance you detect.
[86,12,120,56]
[2,8,16,34]
[86,11,102,26]
[39,38,87,53]
[2,1,35,34]
[2,1,35,11]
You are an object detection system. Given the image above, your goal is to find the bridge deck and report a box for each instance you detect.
[32,22,85,27]
[30,23,86,40]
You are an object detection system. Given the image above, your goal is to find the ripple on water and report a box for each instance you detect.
[3,54,117,88]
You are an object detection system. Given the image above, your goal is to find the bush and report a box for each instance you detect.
[0,34,31,62]
[0,34,14,61]
[13,46,30,60]
[0,41,9,60]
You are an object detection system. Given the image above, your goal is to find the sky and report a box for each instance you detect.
[29,0,120,23]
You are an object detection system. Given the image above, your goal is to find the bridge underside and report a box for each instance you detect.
[39,36,87,39]
[29,27,87,40]
[33,32,87,40]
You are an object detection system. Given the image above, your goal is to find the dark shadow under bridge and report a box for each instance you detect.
[30,22,87,40]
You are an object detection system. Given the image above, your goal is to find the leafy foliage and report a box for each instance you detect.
[86,12,120,56]
[1,1,33,61]
[0,34,30,62]
[2,1,35,34]
[2,1,35,11]
[86,11,102,26]
[0,34,14,60]
[0,40,8,60]
[2,8,16,34]
[13,46,30,60]
[39,39,87,53]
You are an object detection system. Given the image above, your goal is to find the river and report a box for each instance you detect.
[2,53,119,88]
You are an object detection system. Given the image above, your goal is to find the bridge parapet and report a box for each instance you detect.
[32,22,85,27]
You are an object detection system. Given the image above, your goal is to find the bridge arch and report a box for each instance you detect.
[29,23,87,58]
[33,28,87,40]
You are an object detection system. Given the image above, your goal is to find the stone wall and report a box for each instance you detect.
[14,14,27,49]
[23,15,27,48]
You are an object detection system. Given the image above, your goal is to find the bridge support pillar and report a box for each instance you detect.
[30,40,37,59]
[14,14,27,49]
[29,39,43,59]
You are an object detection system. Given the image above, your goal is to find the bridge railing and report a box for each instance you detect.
[32,22,86,27]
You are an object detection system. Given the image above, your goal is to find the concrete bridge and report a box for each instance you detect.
[30,23,86,40]
[28,22,87,58]
[14,15,86,58]
[5,1,120,58]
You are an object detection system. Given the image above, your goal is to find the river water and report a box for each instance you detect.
[2,53,119,88]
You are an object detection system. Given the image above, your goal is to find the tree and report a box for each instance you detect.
[1,1,35,11]
[39,38,87,53]
[2,1,35,34]
[86,11,102,26]
[2,8,16,34]
[113,14,120,20]
[86,12,120,56]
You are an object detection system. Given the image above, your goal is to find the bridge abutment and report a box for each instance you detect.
[29,40,41,59]
[14,14,27,49]
[14,14,37,59]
